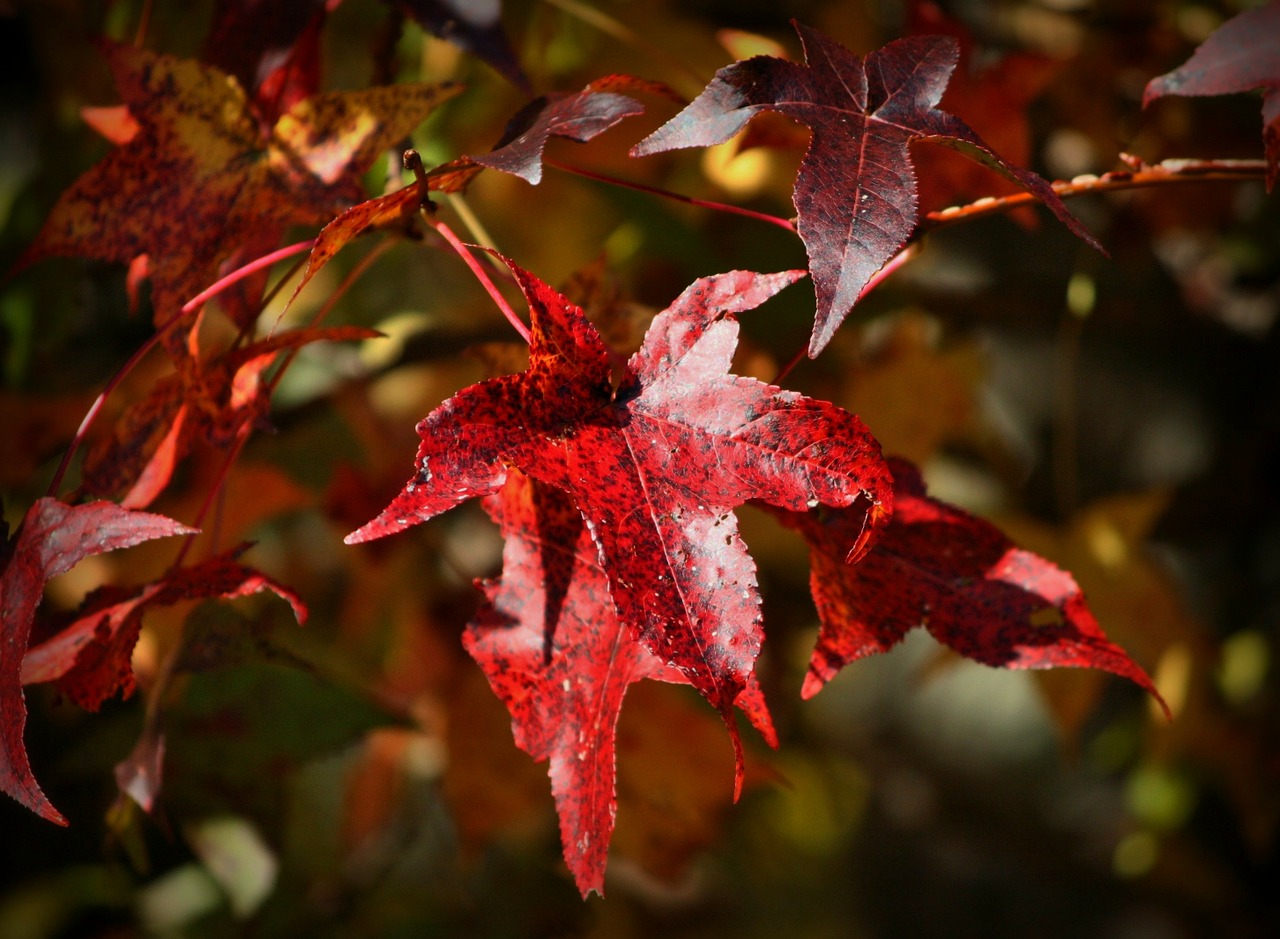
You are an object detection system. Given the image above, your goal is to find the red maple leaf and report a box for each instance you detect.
[632,21,1099,356]
[467,470,775,896]
[22,546,307,712]
[775,458,1168,715]
[16,42,459,358]
[0,499,195,823]
[347,259,891,759]
[1144,0,1280,191]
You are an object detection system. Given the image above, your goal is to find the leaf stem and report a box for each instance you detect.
[432,216,532,343]
[181,239,315,315]
[547,158,797,232]
[265,240,394,396]
[46,241,319,500]
[44,330,165,499]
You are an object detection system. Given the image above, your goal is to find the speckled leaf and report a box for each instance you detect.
[348,260,890,772]
[777,458,1168,716]
[467,471,775,896]
[1143,0,1280,190]
[475,76,666,184]
[632,22,1100,356]
[0,499,194,823]
[22,546,306,712]
[16,42,459,357]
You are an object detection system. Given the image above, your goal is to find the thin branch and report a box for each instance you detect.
[924,157,1267,231]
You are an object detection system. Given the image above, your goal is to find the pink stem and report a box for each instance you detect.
[547,159,796,232]
[45,331,165,499]
[432,218,531,343]
[180,239,314,315]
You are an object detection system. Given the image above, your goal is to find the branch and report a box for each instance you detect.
[924,156,1267,230]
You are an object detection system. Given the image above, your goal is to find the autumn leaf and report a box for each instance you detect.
[907,0,1062,213]
[0,499,195,823]
[1143,0,1280,191]
[632,21,1100,356]
[81,325,382,508]
[22,546,307,711]
[16,41,460,359]
[775,458,1168,717]
[282,158,483,313]
[475,76,676,184]
[467,471,776,896]
[347,260,891,768]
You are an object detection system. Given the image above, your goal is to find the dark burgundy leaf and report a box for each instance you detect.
[633,21,1100,356]
[0,500,194,823]
[1144,0,1280,190]
[474,77,656,184]
[776,458,1169,716]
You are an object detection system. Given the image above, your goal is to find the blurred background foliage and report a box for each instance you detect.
[1,0,1278,936]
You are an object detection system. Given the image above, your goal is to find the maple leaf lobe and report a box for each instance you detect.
[779,458,1167,716]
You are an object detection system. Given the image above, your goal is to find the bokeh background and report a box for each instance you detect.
[1,0,1277,936]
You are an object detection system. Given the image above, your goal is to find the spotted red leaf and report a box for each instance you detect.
[0,499,195,823]
[347,260,890,764]
[632,22,1100,356]
[776,458,1168,716]
[475,76,674,184]
[22,546,307,712]
[1143,0,1280,191]
[468,471,775,896]
[15,42,459,360]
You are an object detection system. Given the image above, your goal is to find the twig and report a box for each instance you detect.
[924,157,1267,231]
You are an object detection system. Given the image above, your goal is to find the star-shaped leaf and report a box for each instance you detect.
[17,42,459,356]
[633,21,1100,356]
[347,259,891,759]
